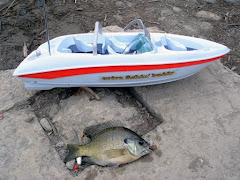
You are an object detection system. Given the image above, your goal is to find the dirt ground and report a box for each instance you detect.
[0,0,239,73]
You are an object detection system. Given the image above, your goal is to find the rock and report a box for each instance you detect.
[19,9,27,16]
[131,62,240,179]
[0,0,11,8]
[76,7,84,11]
[203,0,217,3]
[158,17,166,21]
[126,2,133,7]
[0,69,37,112]
[24,116,34,123]
[66,160,75,169]
[183,24,198,34]
[0,109,70,179]
[48,103,60,118]
[196,10,221,21]
[160,9,173,17]
[113,15,123,22]
[82,60,240,180]
[40,118,53,132]
[172,6,182,13]
[1,22,240,180]
[114,90,123,96]
[102,25,123,33]
[223,0,240,4]
[55,141,64,147]
[199,21,213,31]
[115,1,123,7]
[52,92,139,144]
[136,100,142,107]
[148,27,165,33]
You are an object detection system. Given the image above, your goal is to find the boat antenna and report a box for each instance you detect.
[43,0,51,55]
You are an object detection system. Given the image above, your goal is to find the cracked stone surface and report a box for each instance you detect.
[1,21,240,179]
[0,109,71,179]
[0,69,36,112]
[76,63,240,180]
[52,91,139,144]
[131,61,240,179]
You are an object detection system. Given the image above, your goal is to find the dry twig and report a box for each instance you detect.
[23,42,28,57]
[148,21,160,25]
[47,119,58,135]
[104,14,108,22]
[81,87,100,101]
[0,0,20,14]
[227,24,240,26]
[148,0,160,3]
[38,29,46,37]
[5,0,16,12]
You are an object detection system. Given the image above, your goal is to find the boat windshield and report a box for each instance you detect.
[122,34,154,54]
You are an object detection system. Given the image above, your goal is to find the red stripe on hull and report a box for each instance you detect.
[19,55,225,79]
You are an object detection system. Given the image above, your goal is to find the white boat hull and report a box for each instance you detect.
[13,29,229,90]
[20,62,211,90]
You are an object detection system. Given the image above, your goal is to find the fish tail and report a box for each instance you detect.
[64,144,80,163]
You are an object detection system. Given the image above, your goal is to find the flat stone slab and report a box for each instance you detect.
[0,109,71,179]
[1,25,240,179]
[0,69,36,112]
[129,62,240,179]
[52,91,141,144]
[75,62,240,180]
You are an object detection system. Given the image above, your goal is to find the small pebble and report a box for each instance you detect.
[115,90,123,96]
[224,0,240,5]
[66,160,75,169]
[76,8,83,11]
[150,145,158,150]
[196,10,221,21]
[116,1,123,7]
[19,9,27,16]
[24,117,34,123]
[203,0,217,3]
[136,100,142,107]
[55,141,64,147]
[40,118,53,132]
[172,6,182,13]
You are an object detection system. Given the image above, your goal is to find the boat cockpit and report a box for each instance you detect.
[56,19,199,55]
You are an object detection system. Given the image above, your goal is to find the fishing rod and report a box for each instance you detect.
[43,0,51,55]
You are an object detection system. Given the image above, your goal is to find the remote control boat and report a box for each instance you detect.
[13,19,229,90]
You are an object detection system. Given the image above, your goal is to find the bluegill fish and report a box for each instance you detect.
[64,126,152,167]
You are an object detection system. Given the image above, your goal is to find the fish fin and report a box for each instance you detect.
[64,144,79,163]
[83,121,124,139]
[82,157,97,165]
[83,157,108,167]
[103,149,127,159]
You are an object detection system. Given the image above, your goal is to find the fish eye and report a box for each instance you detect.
[138,141,144,145]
